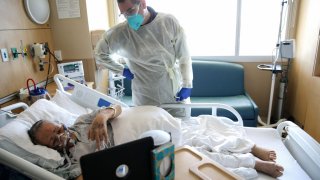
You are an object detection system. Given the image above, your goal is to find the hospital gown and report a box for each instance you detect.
[95,12,193,107]
[54,108,114,179]
[180,115,259,179]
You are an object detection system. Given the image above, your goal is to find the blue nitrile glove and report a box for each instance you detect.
[123,68,134,80]
[176,88,192,101]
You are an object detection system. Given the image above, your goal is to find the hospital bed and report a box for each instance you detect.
[0,74,319,180]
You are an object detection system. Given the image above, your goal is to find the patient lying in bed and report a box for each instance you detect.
[27,105,122,179]
[27,104,283,179]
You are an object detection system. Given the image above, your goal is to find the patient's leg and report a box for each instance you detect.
[251,145,277,161]
[255,159,284,178]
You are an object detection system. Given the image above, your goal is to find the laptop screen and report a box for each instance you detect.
[80,137,154,179]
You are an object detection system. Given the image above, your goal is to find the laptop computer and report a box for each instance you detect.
[80,137,154,180]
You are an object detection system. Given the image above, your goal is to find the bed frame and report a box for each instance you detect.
[0,74,319,179]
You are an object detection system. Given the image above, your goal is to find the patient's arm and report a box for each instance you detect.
[87,105,122,150]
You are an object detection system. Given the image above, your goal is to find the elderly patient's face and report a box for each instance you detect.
[35,121,66,151]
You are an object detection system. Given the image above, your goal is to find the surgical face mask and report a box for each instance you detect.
[127,13,144,30]
[122,3,144,30]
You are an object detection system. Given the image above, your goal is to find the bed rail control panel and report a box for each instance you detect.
[54,74,129,109]
[97,98,111,107]
[72,86,111,109]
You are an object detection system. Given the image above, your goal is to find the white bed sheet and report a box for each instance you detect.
[179,117,311,180]
[245,127,310,180]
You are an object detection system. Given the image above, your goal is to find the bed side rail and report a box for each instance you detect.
[0,148,63,180]
[1,102,28,112]
[277,121,320,180]
[160,103,243,126]
[1,102,29,127]
[54,74,129,109]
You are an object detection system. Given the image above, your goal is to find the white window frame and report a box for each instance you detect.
[111,0,298,62]
[191,0,298,62]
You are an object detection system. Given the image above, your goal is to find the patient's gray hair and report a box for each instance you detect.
[28,120,44,145]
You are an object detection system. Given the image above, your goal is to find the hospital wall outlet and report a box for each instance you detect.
[1,48,9,62]
[11,48,18,59]
[10,47,27,60]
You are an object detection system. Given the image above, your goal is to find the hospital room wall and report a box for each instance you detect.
[0,0,57,99]
[48,0,96,84]
[286,0,320,142]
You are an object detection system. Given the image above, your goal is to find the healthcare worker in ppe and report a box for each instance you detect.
[95,0,193,111]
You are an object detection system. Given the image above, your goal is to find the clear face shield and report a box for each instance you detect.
[121,2,140,18]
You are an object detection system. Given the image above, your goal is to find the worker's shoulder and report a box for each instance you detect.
[154,13,182,32]
[157,12,180,23]
[105,22,127,35]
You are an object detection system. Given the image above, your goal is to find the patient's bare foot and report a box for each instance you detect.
[255,160,284,178]
[251,145,277,161]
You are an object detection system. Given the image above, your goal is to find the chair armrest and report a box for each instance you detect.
[245,91,259,120]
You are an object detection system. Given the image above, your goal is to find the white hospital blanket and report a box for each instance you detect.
[180,115,258,179]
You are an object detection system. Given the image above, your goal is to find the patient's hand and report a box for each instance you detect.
[87,111,110,150]
[87,105,121,150]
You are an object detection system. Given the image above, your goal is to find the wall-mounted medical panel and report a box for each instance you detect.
[0,0,56,100]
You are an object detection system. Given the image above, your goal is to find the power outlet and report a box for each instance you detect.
[11,48,18,59]
[1,48,9,62]
[54,50,62,61]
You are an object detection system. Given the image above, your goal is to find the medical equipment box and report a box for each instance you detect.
[57,61,85,88]
[280,39,295,58]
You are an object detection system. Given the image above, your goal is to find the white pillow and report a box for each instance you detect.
[0,99,79,169]
[18,99,78,127]
[51,89,91,116]
[0,119,64,168]
[112,106,182,146]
